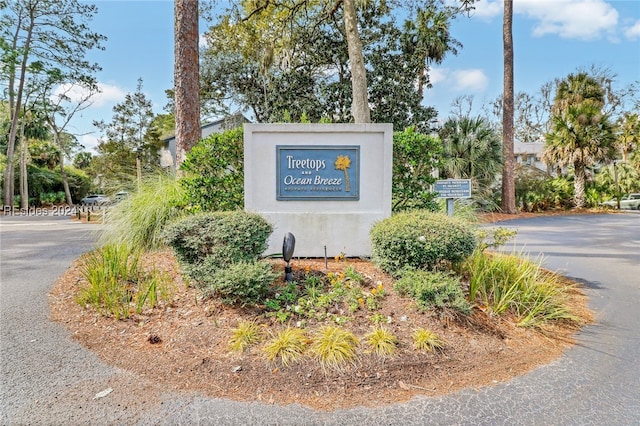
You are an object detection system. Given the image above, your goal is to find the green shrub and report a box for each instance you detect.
[370,211,476,275]
[392,127,441,212]
[180,127,244,212]
[198,261,278,306]
[40,191,66,205]
[99,174,186,250]
[394,270,470,314]
[162,211,273,266]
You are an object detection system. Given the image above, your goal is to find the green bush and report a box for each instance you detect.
[162,211,273,267]
[198,261,278,306]
[392,127,441,212]
[99,174,186,251]
[394,270,470,314]
[370,211,476,275]
[180,127,244,212]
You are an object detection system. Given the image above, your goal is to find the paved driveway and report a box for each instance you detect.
[1,213,639,425]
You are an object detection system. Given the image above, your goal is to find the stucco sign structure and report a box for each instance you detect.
[244,123,393,257]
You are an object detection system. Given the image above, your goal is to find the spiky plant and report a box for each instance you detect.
[366,326,398,358]
[262,327,308,367]
[310,326,359,372]
[229,321,263,353]
[413,328,445,352]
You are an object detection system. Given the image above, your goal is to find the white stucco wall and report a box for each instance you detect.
[244,123,393,257]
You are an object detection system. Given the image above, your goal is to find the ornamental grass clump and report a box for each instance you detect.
[370,210,476,276]
[263,327,308,367]
[229,321,263,353]
[366,326,398,358]
[310,326,359,372]
[77,244,173,319]
[99,174,186,251]
[463,249,580,328]
[413,328,445,352]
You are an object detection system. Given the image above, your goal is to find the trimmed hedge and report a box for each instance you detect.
[162,211,274,306]
[370,210,476,275]
[162,211,273,267]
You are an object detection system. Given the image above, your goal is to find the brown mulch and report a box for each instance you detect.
[49,242,592,411]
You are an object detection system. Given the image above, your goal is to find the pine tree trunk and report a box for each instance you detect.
[501,0,517,214]
[19,130,28,210]
[174,0,201,168]
[343,0,370,123]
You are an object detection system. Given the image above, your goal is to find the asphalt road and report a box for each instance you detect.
[1,212,639,425]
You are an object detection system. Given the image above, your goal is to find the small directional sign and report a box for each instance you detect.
[434,179,472,199]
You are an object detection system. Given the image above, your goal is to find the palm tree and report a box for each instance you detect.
[617,113,639,162]
[439,116,503,197]
[543,72,616,208]
[412,5,462,99]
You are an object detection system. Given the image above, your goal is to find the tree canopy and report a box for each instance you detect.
[200,0,466,130]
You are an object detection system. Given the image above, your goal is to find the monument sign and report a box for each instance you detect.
[245,123,393,257]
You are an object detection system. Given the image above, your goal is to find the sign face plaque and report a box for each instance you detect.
[276,145,360,200]
[434,179,472,198]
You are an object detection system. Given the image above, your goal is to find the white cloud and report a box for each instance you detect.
[429,68,448,85]
[452,69,489,92]
[79,134,100,153]
[517,0,618,41]
[51,82,126,108]
[468,0,621,41]
[93,83,127,107]
[624,19,640,40]
[470,0,503,20]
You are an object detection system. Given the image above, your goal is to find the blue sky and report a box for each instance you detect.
[68,0,640,152]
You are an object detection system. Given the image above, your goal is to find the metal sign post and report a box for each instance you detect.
[434,179,472,217]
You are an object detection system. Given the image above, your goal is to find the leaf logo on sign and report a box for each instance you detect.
[334,155,351,192]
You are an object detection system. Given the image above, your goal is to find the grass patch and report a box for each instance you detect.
[77,244,173,319]
[464,250,581,328]
[100,174,186,251]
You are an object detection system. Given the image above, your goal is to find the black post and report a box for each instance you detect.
[282,232,296,281]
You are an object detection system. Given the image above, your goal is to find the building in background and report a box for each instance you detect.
[160,113,249,169]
